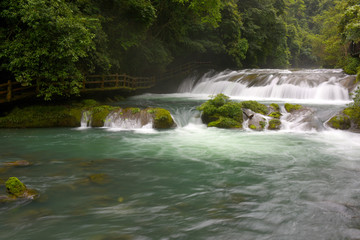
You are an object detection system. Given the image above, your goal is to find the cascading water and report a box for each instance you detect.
[178,69,356,102]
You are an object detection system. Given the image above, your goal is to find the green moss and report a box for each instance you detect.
[268,119,281,130]
[0,105,82,128]
[91,105,117,127]
[284,103,303,113]
[269,111,282,119]
[198,94,243,128]
[270,103,280,111]
[241,101,269,115]
[208,117,242,129]
[260,121,266,128]
[153,108,175,129]
[5,177,27,197]
[328,115,351,130]
[131,108,141,114]
[249,124,257,130]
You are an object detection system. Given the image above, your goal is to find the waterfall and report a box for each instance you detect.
[103,110,153,130]
[80,111,92,128]
[178,69,356,102]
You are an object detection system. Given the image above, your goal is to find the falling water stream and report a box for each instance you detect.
[1,69,360,240]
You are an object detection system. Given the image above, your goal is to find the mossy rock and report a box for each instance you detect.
[268,119,281,130]
[248,115,266,131]
[90,105,118,127]
[241,101,269,115]
[5,177,27,197]
[269,111,282,119]
[285,103,303,113]
[327,114,351,130]
[208,117,242,129]
[198,94,243,129]
[152,108,176,129]
[270,103,280,111]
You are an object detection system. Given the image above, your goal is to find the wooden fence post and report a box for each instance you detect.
[83,77,86,89]
[6,80,12,102]
[101,75,105,88]
[115,73,119,87]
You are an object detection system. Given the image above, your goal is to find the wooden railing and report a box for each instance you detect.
[82,74,155,91]
[0,80,36,103]
[0,61,213,103]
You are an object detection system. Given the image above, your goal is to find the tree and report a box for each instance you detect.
[0,0,104,100]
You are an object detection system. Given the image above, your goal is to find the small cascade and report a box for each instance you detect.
[80,111,92,128]
[104,109,153,129]
[178,69,356,102]
[170,107,202,128]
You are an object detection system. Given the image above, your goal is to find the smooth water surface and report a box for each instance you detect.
[1,69,360,240]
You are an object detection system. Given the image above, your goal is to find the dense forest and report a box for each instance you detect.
[1,0,360,99]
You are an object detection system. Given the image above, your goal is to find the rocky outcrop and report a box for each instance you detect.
[0,99,176,129]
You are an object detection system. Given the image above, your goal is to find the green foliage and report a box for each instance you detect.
[346,87,360,128]
[343,57,360,75]
[285,103,303,113]
[208,117,242,129]
[0,0,103,100]
[240,101,269,115]
[5,177,26,197]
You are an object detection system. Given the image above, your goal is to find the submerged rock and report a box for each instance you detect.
[4,160,32,167]
[88,173,110,184]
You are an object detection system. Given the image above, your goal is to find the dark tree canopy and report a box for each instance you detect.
[0,0,359,99]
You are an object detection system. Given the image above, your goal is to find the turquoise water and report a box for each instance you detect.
[1,95,360,240]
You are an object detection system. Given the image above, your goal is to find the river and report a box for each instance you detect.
[1,69,360,240]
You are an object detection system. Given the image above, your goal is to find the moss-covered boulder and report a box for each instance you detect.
[3,177,39,201]
[198,94,243,129]
[90,105,118,127]
[285,103,303,113]
[268,111,282,119]
[327,113,351,130]
[270,103,280,111]
[268,119,281,130]
[208,117,242,129]
[152,108,176,129]
[241,101,269,115]
[5,177,27,197]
